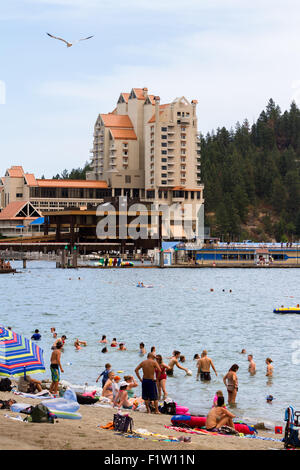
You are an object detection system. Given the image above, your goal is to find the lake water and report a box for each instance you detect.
[2,261,300,427]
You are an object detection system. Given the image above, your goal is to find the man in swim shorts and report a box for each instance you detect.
[197,350,217,381]
[206,396,235,431]
[49,341,64,396]
[167,351,189,376]
[135,353,161,414]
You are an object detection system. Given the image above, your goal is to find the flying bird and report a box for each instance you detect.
[46,33,94,48]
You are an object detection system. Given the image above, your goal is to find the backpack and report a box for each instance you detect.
[159,401,177,415]
[113,413,133,433]
[23,404,55,423]
[0,378,12,392]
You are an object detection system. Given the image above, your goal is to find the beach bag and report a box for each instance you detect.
[159,401,177,415]
[284,428,300,448]
[23,404,55,423]
[113,413,133,433]
[218,425,239,436]
[0,378,12,392]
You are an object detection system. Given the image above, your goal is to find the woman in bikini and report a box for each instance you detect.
[155,354,170,400]
[101,371,115,401]
[223,364,239,405]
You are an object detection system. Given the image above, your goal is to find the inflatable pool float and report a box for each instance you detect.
[11,402,82,420]
[171,415,256,434]
[175,405,189,415]
[42,389,80,413]
[274,307,300,314]
[76,392,99,405]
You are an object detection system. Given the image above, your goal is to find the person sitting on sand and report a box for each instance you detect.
[18,375,43,394]
[266,358,273,376]
[123,375,138,399]
[101,371,116,401]
[196,350,217,381]
[113,381,133,409]
[135,353,161,414]
[167,351,189,376]
[206,396,235,431]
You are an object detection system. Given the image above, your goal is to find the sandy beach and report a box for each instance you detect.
[0,391,284,451]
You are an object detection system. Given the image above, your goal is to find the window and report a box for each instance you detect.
[125,175,131,183]
[161,135,167,139]
[191,191,194,199]
[161,166,167,170]
[161,127,167,131]
[161,158,167,162]
[185,192,189,199]
[16,193,23,198]
[197,192,201,200]
[115,188,122,196]
[161,143,167,147]
[164,191,168,199]
[147,190,155,199]
[177,112,181,116]
[161,150,167,155]
[161,181,167,185]
[161,173,167,178]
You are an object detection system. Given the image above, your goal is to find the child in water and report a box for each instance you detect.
[213,390,226,408]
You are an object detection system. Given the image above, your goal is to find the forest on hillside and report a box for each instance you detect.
[50,99,300,242]
[201,99,300,242]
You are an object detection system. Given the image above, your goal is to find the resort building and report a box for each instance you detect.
[0,166,112,214]
[87,87,204,239]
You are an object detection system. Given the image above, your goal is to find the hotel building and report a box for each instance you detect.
[87,87,204,238]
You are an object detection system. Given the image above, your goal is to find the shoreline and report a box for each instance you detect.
[0,390,284,450]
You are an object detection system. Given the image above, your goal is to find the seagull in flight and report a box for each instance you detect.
[46,33,94,48]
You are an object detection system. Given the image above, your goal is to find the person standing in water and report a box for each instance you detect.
[197,350,217,381]
[167,351,189,376]
[266,358,273,376]
[223,364,239,405]
[248,354,256,375]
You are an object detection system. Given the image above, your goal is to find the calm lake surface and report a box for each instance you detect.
[2,261,300,426]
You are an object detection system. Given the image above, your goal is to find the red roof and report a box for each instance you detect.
[110,128,137,140]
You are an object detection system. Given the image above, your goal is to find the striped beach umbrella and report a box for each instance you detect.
[0,326,45,377]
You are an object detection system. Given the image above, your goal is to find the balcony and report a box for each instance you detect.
[180,117,190,125]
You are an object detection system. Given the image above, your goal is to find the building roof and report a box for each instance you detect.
[34,179,108,189]
[100,114,134,129]
[0,201,41,220]
[6,166,25,178]
[148,104,170,123]
[121,93,130,103]
[110,128,137,140]
[25,173,37,186]
[132,88,148,100]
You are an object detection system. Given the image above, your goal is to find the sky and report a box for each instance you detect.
[1,0,300,178]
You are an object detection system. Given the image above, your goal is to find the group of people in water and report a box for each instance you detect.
[36,327,275,427]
